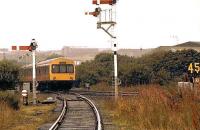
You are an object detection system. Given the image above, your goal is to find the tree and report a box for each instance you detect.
[0,60,20,90]
[76,49,200,87]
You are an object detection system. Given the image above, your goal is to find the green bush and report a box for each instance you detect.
[0,60,20,90]
[0,92,19,110]
[76,49,199,86]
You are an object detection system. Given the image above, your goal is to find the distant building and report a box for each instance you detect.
[62,46,99,57]
[62,46,100,61]
[0,48,8,53]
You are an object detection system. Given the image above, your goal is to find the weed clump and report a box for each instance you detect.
[102,85,200,130]
[0,91,19,110]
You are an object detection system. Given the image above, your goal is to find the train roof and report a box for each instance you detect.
[23,57,74,68]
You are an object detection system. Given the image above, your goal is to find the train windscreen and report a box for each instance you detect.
[52,64,74,73]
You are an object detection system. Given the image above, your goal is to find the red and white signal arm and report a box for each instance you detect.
[12,46,31,51]
[92,0,117,5]
[22,90,28,97]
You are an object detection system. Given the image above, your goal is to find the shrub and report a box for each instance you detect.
[102,85,200,129]
[0,92,19,110]
[77,49,200,87]
[0,60,20,90]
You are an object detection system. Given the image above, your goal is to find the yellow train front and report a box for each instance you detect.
[21,57,76,91]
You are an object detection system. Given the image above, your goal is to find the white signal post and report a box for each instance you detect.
[11,39,38,105]
[30,39,38,105]
[32,49,36,104]
[86,0,119,101]
[97,0,100,5]
[112,4,118,101]
[113,42,118,100]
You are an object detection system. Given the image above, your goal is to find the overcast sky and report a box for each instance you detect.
[0,0,200,50]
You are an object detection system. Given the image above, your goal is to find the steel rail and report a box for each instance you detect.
[78,94,103,130]
[49,96,67,130]
[70,90,139,96]
[48,92,103,130]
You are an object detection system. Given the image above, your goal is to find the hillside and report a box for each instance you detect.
[175,41,200,47]
[0,46,153,63]
[157,41,200,52]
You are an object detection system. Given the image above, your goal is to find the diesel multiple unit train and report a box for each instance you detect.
[20,57,76,90]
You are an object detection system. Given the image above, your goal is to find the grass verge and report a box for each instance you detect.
[95,84,200,130]
[0,92,57,130]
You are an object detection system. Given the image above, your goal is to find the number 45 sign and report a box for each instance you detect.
[188,63,200,73]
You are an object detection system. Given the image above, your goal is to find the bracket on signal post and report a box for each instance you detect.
[85,6,117,38]
[97,20,116,39]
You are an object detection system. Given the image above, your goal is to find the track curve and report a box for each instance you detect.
[49,92,103,130]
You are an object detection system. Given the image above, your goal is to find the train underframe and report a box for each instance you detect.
[20,80,75,92]
[37,80,74,91]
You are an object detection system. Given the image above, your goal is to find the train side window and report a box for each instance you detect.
[42,67,45,74]
[47,66,49,74]
[52,65,59,73]
[60,64,67,73]
[38,67,40,74]
[66,64,74,73]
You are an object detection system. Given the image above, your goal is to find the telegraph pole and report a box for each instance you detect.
[30,39,38,105]
[86,0,119,100]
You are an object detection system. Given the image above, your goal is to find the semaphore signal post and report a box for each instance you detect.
[12,39,38,105]
[86,0,119,101]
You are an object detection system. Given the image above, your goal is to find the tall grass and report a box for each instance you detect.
[102,85,200,130]
[0,100,18,129]
[0,92,57,130]
[0,92,19,129]
[0,91,20,110]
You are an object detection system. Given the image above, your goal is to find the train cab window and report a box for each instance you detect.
[52,64,74,73]
[60,64,67,73]
[52,65,60,73]
[66,64,74,73]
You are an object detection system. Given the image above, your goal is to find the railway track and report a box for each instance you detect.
[49,92,103,130]
[70,89,139,96]
[40,89,138,130]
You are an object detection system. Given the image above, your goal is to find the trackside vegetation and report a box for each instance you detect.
[96,85,200,130]
[0,92,57,130]
[0,92,20,110]
[76,49,199,86]
[0,60,20,90]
